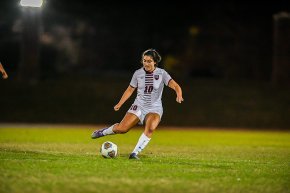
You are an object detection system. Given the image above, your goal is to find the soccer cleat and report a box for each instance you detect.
[91,128,107,139]
[129,153,140,160]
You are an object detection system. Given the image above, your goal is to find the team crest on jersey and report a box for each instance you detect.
[154,75,159,80]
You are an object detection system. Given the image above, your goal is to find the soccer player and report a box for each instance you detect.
[91,48,184,159]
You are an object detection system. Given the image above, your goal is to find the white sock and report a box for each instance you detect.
[132,133,151,155]
[102,124,116,135]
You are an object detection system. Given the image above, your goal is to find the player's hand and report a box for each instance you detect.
[114,104,121,111]
[2,72,8,79]
[176,96,184,103]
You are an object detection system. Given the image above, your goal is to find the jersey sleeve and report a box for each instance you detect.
[162,70,172,86]
[129,71,138,88]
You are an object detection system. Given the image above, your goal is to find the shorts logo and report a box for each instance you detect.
[154,75,159,80]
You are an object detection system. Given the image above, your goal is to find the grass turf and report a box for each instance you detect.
[0,126,289,193]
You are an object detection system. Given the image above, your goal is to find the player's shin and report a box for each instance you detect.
[91,124,117,139]
[132,132,151,155]
[102,124,117,135]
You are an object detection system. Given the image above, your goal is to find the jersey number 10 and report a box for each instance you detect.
[144,85,153,94]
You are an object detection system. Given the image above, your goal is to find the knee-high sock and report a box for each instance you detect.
[102,124,116,135]
[132,133,151,155]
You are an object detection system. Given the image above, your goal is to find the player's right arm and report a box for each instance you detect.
[114,85,136,111]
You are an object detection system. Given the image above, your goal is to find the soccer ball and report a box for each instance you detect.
[100,141,118,158]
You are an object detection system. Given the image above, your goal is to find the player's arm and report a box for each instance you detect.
[114,85,136,111]
[0,63,8,79]
[168,79,184,103]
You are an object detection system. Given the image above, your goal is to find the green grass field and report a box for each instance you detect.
[0,126,289,193]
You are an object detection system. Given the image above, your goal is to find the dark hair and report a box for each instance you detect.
[141,48,162,66]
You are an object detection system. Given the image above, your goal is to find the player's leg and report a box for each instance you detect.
[143,113,160,138]
[129,113,160,159]
[91,113,139,139]
[112,113,140,134]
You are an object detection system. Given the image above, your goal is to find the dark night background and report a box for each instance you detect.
[0,0,290,129]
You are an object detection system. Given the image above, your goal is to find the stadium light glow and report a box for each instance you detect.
[20,0,43,7]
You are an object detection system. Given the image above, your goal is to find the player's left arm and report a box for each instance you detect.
[168,79,184,103]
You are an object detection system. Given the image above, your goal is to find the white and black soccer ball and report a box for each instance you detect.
[100,141,118,158]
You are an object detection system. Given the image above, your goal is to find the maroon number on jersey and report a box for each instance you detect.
[144,85,153,93]
[130,105,138,111]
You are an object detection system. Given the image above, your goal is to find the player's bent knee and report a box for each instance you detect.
[144,127,156,137]
[148,127,155,134]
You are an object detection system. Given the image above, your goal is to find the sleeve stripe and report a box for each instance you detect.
[129,84,136,88]
[167,78,173,86]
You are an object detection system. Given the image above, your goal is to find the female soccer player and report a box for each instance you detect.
[91,48,184,159]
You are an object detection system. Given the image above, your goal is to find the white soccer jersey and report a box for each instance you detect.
[129,67,172,109]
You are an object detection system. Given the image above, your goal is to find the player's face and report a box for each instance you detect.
[142,55,156,72]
